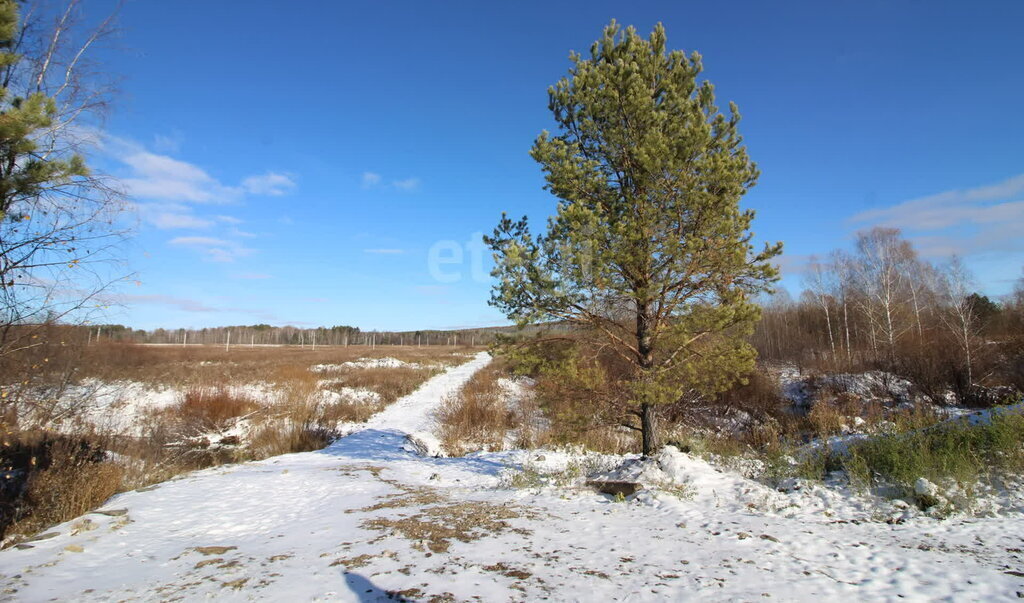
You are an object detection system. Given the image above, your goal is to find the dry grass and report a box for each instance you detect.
[349,461,531,554]
[362,501,526,554]
[3,437,123,542]
[437,361,517,455]
[501,342,642,455]
[806,393,864,437]
[73,343,472,388]
[326,365,441,406]
[436,359,555,455]
[247,397,346,459]
[247,421,337,459]
[807,392,943,439]
[559,427,635,455]
[168,387,261,432]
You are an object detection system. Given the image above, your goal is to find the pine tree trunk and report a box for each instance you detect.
[636,301,657,457]
[641,403,656,456]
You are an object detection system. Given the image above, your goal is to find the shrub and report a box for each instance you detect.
[790,406,1024,502]
[170,387,260,433]
[704,369,789,423]
[247,393,343,458]
[525,344,639,454]
[2,435,122,541]
[806,394,860,437]
[248,420,337,458]
[848,409,1024,489]
[437,362,516,455]
[316,399,380,424]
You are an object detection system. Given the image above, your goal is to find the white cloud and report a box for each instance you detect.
[774,253,812,277]
[108,291,284,322]
[94,133,304,264]
[362,172,382,189]
[150,212,213,230]
[242,172,296,196]
[392,177,420,191]
[110,293,219,313]
[120,151,240,204]
[229,227,258,238]
[102,133,298,206]
[152,131,184,154]
[361,171,421,192]
[169,236,230,247]
[169,236,255,263]
[849,173,1024,258]
[851,174,1024,228]
[135,202,213,230]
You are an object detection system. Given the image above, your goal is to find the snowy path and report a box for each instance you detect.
[1,351,1023,601]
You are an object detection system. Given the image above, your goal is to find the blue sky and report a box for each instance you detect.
[79,0,1024,330]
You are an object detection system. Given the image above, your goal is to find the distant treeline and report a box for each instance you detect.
[80,323,516,347]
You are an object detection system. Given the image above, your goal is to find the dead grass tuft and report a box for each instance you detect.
[482,562,533,580]
[351,488,445,513]
[361,501,527,554]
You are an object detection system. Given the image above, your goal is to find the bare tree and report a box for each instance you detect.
[939,256,980,388]
[829,250,855,364]
[903,253,939,342]
[849,228,916,363]
[0,0,127,427]
[804,256,837,361]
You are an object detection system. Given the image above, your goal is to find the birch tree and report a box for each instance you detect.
[804,256,837,361]
[829,249,855,363]
[850,228,915,362]
[939,256,979,388]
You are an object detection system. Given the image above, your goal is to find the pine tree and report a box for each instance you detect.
[0,0,90,223]
[486,21,781,456]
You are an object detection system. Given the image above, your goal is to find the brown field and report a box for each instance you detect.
[73,342,477,387]
[0,342,482,545]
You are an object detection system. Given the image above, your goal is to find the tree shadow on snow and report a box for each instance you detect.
[317,428,508,477]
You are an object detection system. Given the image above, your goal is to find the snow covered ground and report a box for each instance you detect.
[27,380,283,437]
[39,377,382,437]
[2,351,1023,601]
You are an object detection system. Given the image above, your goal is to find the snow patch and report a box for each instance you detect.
[310,357,421,372]
[316,386,381,405]
[403,432,447,458]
